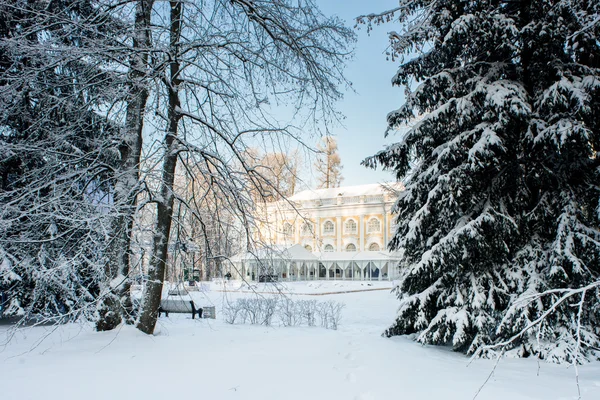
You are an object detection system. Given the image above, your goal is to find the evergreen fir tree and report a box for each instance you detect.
[0,1,122,321]
[361,0,600,362]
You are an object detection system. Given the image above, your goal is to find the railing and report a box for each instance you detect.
[366,195,384,203]
[342,196,360,204]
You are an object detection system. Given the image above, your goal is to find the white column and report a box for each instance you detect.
[317,263,320,280]
[316,216,321,251]
[336,216,342,251]
[359,215,365,251]
[357,262,361,280]
[383,203,388,250]
[332,263,335,280]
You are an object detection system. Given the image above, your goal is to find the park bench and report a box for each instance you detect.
[158,298,215,319]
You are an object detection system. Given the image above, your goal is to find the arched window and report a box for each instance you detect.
[368,242,380,251]
[367,218,381,233]
[304,244,313,252]
[323,220,334,234]
[324,244,334,252]
[283,223,293,236]
[302,223,312,236]
[344,219,357,234]
[346,243,357,252]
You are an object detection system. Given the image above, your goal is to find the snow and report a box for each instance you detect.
[1,281,599,400]
[289,183,402,202]
[0,256,21,284]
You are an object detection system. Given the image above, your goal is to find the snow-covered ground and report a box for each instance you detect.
[1,281,599,400]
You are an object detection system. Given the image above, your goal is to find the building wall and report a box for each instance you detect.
[258,189,398,253]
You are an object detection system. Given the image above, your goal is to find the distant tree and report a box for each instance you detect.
[361,0,600,363]
[314,136,343,189]
[175,163,244,282]
[246,149,301,202]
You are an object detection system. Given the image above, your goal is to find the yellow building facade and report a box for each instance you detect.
[246,183,403,281]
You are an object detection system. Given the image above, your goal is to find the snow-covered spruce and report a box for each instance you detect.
[0,1,123,324]
[360,0,600,363]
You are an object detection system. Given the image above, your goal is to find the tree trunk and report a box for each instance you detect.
[137,0,182,335]
[97,0,154,331]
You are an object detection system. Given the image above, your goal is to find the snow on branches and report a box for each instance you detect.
[363,0,600,363]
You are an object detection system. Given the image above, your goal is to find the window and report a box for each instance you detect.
[345,219,357,234]
[324,244,334,252]
[368,242,380,251]
[283,223,293,236]
[323,220,334,234]
[367,218,381,233]
[302,223,312,236]
[346,243,357,252]
[304,244,313,252]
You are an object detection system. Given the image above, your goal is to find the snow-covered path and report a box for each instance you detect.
[1,282,598,400]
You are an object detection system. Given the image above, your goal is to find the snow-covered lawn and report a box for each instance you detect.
[1,281,599,400]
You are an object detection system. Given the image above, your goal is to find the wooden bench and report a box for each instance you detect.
[158,298,216,319]
[159,299,203,319]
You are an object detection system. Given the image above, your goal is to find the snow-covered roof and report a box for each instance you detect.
[230,244,318,262]
[289,183,402,202]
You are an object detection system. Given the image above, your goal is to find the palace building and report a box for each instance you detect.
[230,183,403,281]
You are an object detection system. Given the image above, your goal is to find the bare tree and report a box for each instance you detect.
[135,0,354,334]
[246,148,302,202]
[96,0,155,331]
[177,162,244,282]
[314,136,343,189]
[0,0,353,335]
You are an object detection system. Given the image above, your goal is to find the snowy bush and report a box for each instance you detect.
[224,297,344,330]
[223,300,245,324]
[323,300,345,330]
[259,298,278,326]
[314,300,345,330]
[243,299,260,325]
[297,300,318,327]
[278,298,301,327]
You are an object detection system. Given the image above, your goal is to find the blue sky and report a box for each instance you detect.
[313,0,404,187]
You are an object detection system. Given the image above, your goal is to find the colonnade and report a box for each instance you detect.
[235,259,395,282]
